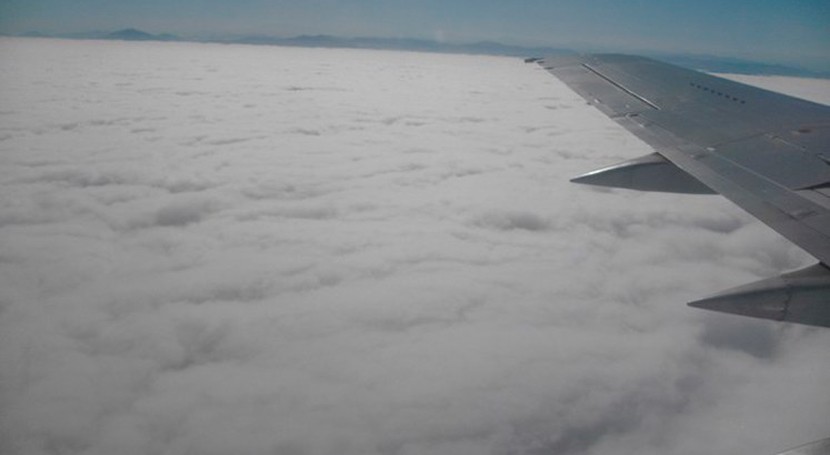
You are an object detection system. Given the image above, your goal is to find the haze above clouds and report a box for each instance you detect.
[2,0,828,71]
[1,38,829,455]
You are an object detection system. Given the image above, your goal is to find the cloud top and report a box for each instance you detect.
[1,38,829,455]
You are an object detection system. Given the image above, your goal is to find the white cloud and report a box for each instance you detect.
[1,37,829,455]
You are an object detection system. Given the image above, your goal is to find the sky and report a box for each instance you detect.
[0,0,828,69]
[1,37,830,455]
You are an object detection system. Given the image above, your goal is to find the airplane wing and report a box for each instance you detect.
[777,437,830,455]
[534,54,830,328]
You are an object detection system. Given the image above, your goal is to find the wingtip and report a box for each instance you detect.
[569,172,599,185]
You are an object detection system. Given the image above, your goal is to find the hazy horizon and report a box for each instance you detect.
[1,0,828,71]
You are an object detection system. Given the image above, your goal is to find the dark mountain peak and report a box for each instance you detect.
[107,28,155,41]
[105,28,179,42]
[293,34,337,40]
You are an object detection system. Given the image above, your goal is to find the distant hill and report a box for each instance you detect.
[105,28,180,42]
[107,28,155,40]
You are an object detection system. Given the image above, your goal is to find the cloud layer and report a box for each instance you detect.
[1,38,829,455]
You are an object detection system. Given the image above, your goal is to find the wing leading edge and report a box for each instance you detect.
[534,54,830,328]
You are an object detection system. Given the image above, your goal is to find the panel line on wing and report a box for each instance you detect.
[580,63,661,111]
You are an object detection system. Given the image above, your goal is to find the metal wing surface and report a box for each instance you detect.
[536,54,830,327]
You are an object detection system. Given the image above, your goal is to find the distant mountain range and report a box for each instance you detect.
[9,28,828,78]
[34,28,182,42]
[223,34,574,59]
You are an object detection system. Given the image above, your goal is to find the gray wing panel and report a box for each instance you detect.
[539,54,830,265]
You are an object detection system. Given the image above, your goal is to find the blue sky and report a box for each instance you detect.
[1,0,828,69]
